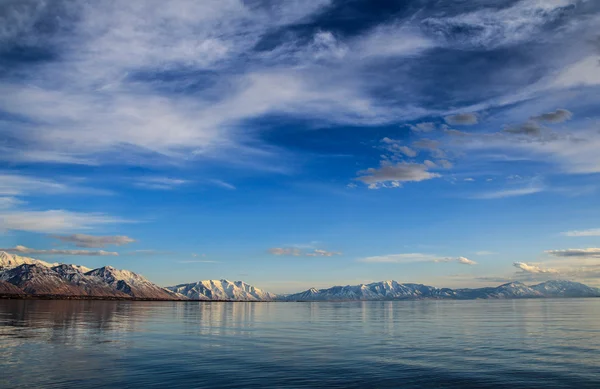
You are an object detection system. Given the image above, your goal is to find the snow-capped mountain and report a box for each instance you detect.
[281,280,600,301]
[530,280,600,297]
[51,264,130,297]
[0,264,91,296]
[0,251,185,300]
[87,266,182,299]
[167,279,276,301]
[2,250,600,301]
[280,281,456,301]
[0,251,56,269]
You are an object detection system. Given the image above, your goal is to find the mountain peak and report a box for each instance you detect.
[167,279,276,301]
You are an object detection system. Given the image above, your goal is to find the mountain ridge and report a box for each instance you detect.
[1,251,599,301]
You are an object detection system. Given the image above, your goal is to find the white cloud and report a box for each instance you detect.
[409,122,436,132]
[0,210,127,233]
[561,229,600,237]
[358,253,476,265]
[355,24,435,58]
[513,261,558,274]
[0,1,439,168]
[435,256,478,265]
[550,56,600,89]
[422,0,579,49]
[1,245,118,256]
[50,234,135,248]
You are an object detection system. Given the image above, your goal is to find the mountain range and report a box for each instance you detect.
[1,251,600,301]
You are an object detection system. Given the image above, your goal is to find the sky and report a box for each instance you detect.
[1,0,600,293]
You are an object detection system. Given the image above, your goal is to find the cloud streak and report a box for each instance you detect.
[561,229,600,237]
[50,234,135,248]
[0,210,128,233]
[358,253,476,265]
[1,245,118,256]
[545,248,600,258]
[268,247,342,257]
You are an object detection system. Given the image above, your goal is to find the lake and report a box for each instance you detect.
[1,299,599,388]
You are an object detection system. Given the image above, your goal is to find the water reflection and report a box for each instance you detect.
[1,299,600,388]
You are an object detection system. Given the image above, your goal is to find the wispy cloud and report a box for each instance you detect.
[305,249,342,257]
[50,234,135,248]
[545,248,600,258]
[358,253,476,265]
[0,197,24,209]
[134,177,190,190]
[208,179,236,190]
[561,229,600,237]
[470,186,544,199]
[475,251,496,256]
[268,247,342,257]
[269,247,302,256]
[0,173,111,197]
[177,260,219,264]
[0,245,118,256]
[0,210,128,233]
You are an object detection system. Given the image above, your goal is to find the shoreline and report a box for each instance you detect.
[2,294,599,302]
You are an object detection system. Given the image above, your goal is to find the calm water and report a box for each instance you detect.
[1,299,599,388]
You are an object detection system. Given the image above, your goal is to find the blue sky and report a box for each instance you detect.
[1,0,600,293]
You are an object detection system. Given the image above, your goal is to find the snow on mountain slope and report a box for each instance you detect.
[531,280,600,297]
[282,280,600,301]
[454,282,543,299]
[86,266,183,299]
[167,279,276,301]
[0,264,89,296]
[281,280,456,301]
[0,251,56,269]
[0,253,184,299]
[51,264,130,297]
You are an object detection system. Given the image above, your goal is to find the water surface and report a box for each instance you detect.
[1,299,599,388]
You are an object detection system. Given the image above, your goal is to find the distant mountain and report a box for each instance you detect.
[2,251,600,301]
[530,280,600,297]
[0,251,185,300]
[167,279,276,301]
[281,280,600,301]
[280,280,455,301]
